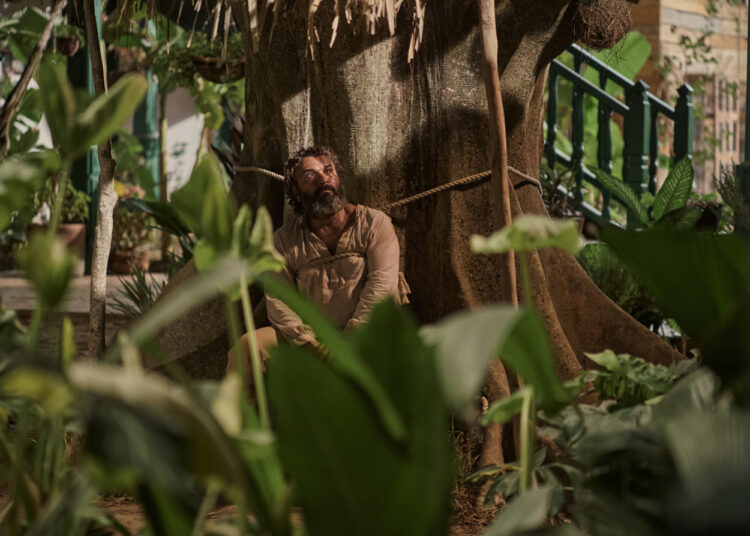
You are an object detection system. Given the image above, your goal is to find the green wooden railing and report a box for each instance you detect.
[545,44,694,228]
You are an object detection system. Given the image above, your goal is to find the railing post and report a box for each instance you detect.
[597,70,613,220]
[623,80,651,228]
[674,84,694,164]
[648,109,659,194]
[545,69,559,173]
[571,56,585,206]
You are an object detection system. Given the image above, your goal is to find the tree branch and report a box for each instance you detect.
[0,0,68,159]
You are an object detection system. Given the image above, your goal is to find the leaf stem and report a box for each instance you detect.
[519,386,535,494]
[47,161,70,237]
[519,250,532,308]
[239,274,270,429]
[26,307,43,350]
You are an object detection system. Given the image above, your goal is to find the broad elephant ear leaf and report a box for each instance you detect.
[420,304,520,414]
[651,157,693,222]
[69,74,149,158]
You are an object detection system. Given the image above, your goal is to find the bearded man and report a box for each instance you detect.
[228,146,401,378]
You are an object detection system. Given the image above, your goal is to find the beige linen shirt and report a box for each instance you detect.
[266,205,400,345]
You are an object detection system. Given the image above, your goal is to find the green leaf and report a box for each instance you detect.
[119,198,192,237]
[1,368,74,415]
[420,304,521,412]
[268,302,452,536]
[470,215,583,255]
[260,276,406,442]
[603,228,750,386]
[37,62,76,153]
[16,231,75,310]
[665,413,750,534]
[60,316,76,365]
[69,363,250,492]
[104,257,249,361]
[652,205,702,231]
[482,486,555,536]
[171,153,236,252]
[68,74,149,157]
[0,150,60,231]
[497,308,571,416]
[651,157,693,221]
[593,168,649,225]
[482,386,532,425]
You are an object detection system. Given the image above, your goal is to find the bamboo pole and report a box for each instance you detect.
[477,0,518,307]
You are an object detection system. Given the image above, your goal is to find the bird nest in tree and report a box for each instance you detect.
[573,0,632,50]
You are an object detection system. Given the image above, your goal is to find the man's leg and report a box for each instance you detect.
[226,326,279,384]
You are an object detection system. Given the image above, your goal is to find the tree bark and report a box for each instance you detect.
[0,0,68,159]
[220,0,683,469]
[84,0,117,360]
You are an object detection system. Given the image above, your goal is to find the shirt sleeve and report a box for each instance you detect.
[344,212,400,331]
[265,234,317,346]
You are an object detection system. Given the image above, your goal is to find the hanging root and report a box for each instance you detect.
[572,0,632,50]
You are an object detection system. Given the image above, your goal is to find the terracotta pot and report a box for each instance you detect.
[109,250,150,275]
[191,55,245,83]
[28,223,86,276]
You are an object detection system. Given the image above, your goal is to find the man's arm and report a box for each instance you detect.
[265,264,319,346]
[344,211,400,331]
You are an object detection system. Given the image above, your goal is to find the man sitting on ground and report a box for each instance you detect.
[227,146,400,379]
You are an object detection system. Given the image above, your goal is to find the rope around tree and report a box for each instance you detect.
[233,165,542,212]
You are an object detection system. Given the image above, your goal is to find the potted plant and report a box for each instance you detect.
[188,32,245,83]
[109,183,153,274]
[29,180,90,276]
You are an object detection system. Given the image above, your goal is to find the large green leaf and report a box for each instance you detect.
[652,205,702,231]
[37,63,76,153]
[0,150,60,231]
[267,301,452,536]
[593,168,649,225]
[420,304,520,413]
[69,362,288,534]
[69,74,149,158]
[16,232,75,310]
[603,228,750,386]
[482,486,555,536]
[260,276,406,442]
[471,215,583,255]
[497,308,571,416]
[171,153,235,246]
[665,413,750,534]
[651,157,693,222]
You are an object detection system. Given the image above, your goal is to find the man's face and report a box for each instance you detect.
[292,155,346,217]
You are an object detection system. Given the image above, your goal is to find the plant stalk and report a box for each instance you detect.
[520,250,532,308]
[239,274,270,428]
[47,164,70,237]
[159,90,169,258]
[224,296,246,384]
[519,386,534,494]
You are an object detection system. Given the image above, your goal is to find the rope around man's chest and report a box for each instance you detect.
[233,165,542,212]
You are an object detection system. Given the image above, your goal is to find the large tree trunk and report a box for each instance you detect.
[222,0,682,453]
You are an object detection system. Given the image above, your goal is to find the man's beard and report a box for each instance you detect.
[302,184,346,218]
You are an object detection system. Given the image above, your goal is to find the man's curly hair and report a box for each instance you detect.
[284,146,344,214]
